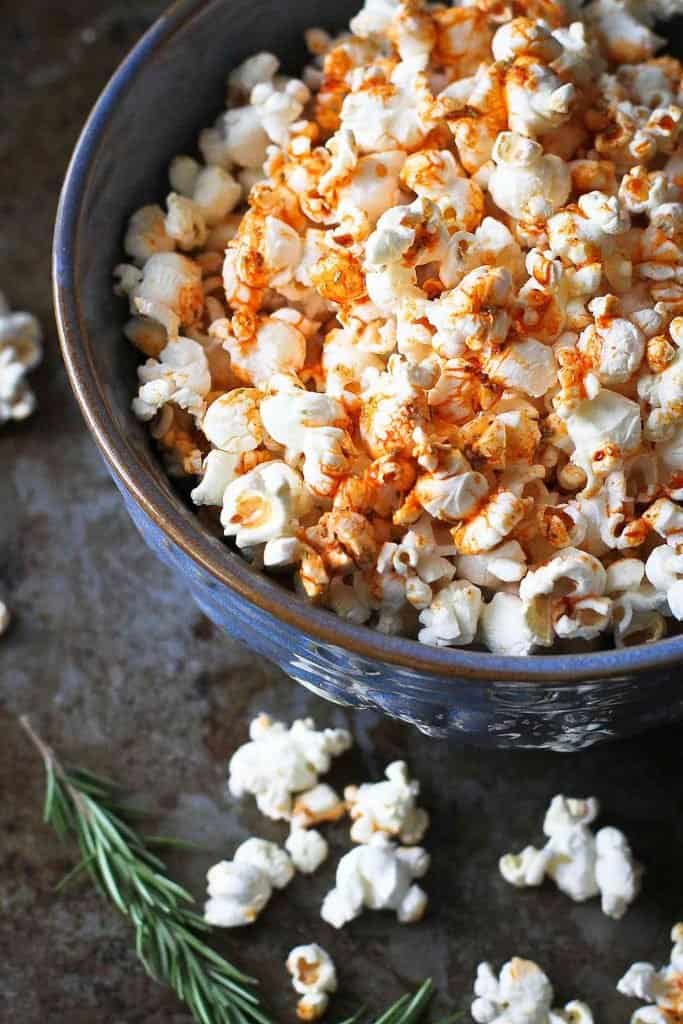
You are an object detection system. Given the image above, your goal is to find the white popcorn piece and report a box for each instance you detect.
[164,192,208,251]
[285,828,329,875]
[418,579,482,647]
[199,103,270,170]
[260,379,351,498]
[457,541,527,589]
[228,713,352,821]
[489,132,571,224]
[340,59,436,154]
[451,491,527,557]
[202,388,264,453]
[321,833,429,928]
[251,78,311,146]
[190,450,240,507]
[500,794,642,919]
[479,593,538,657]
[345,761,429,845]
[286,944,337,1021]
[645,542,683,620]
[204,838,294,927]
[471,958,594,1024]
[520,548,609,645]
[217,311,307,386]
[0,296,43,424]
[505,62,575,140]
[585,0,665,63]
[563,389,642,490]
[617,922,683,1024]
[116,252,204,339]
[228,51,280,103]
[486,338,557,398]
[132,337,211,421]
[221,460,310,548]
[124,205,175,266]
[292,783,347,829]
[350,0,399,39]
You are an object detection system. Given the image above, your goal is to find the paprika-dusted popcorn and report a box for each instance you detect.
[116,0,683,653]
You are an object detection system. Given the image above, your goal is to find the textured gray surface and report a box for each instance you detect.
[1,4,683,1023]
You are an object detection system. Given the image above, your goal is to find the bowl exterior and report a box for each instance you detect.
[54,0,683,749]
[107,465,683,750]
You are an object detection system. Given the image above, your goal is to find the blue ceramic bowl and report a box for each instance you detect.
[54,0,683,748]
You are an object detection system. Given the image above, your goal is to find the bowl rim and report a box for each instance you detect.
[53,0,683,684]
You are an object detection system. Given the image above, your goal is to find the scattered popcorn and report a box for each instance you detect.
[286,828,329,875]
[321,832,429,928]
[292,783,347,829]
[345,761,429,845]
[116,0,683,653]
[228,714,352,821]
[471,958,594,1024]
[204,837,293,927]
[0,292,43,424]
[617,922,683,1024]
[286,944,337,1021]
[499,794,643,919]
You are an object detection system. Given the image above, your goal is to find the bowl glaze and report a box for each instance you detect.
[54,0,683,748]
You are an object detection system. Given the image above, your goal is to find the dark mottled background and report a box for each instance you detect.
[0,3,682,1022]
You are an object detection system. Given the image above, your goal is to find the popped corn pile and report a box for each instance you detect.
[116,0,683,654]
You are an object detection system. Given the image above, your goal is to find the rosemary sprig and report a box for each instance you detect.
[336,979,463,1024]
[20,717,273,1024]
[22,718,458,1024]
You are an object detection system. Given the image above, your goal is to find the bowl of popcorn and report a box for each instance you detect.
[55,0,683,748]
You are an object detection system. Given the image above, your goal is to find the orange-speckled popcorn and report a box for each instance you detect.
[115,0,683,654]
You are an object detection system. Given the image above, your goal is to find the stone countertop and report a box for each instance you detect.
[1,3,682,1023]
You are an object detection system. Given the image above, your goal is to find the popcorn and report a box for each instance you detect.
[199,104,269,169]
[417,579,482,647]
[321,833,429,928]
[617,922,683,1024]
[191,450,240,507]
[0,294,43,424]
[286,944,337,1021]
[479,593,538,656]
[485,338,556,398]
[345,761,429,845]
[228,714,352,821]
[646,542,683,619]
[123,205,175,266]
[116,252,204,339]
[457,541,527,588]
[409,453,489,523]
[471,958,594,1024]
[488,132,571,226]
[585,0,665,64]
[285,829,329,875]
[132,337,211,421]
[116,0,683,655]
[260,378,352,498]
[499,794,642,919]
[204,838,294,927]
[519,547,609,644]
[451,491,527,556]
[215,310,307,385]
[577,295,645,385]
[292,783,347,829]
